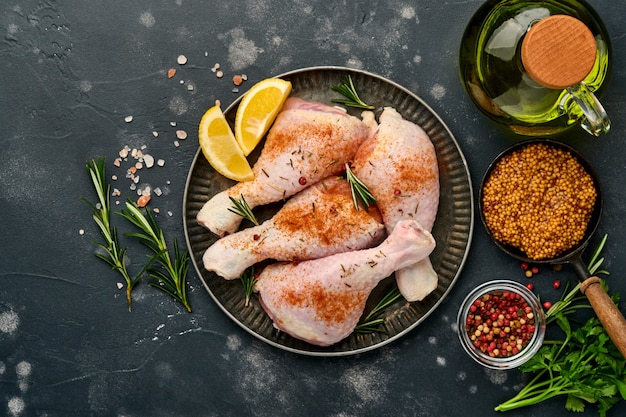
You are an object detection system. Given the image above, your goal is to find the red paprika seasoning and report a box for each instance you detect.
[464,290,536,358]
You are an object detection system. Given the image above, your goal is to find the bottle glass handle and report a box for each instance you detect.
[565,82,610,136]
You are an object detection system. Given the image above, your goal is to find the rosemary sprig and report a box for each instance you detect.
[240,267,258,307]
[345,163,377,211]
[545,234,609,323]
[331,74,375,109]
[228,194,259,225]
[355,286,403,333]
[83,158,142,311]
[118,200,192,312]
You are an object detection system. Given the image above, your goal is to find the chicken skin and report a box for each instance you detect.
[255,220,436,346]
[352,108,440,301]
[197,97,371,237]
[202,177,385,280]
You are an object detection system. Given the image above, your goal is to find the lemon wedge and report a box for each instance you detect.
[198,104,254,182]
[235,78,292,156]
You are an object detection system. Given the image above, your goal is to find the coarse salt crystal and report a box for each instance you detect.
[117,282,124,289]
[153,208,160,213]
[124,115,133,123]
[113,158,121,167]
[144,154,155,168]
[111,175,118,181]
[152,131,159,137]
[177,55,187,65]
[167,211,173,217]
[137,195,151,207]
[135,162,143,170]
[79,229,85,235]
[154,187,163,196]
[119,148,129,158]
[174,140,180,147]
[157,159,165,167]
[216,70,224,78]
[176,130,187,140]
[170,121,177,127]
[133,176,140,184]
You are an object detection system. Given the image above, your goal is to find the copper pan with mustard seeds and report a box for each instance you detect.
[479,138,626,359]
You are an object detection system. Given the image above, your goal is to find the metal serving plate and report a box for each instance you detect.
[183,66,474,356]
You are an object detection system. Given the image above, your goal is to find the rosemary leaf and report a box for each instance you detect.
[355,285,402,333]
[240,267,258,307]
[331,74,375,110]
[545,233,609,323]
[83,158,141,311]
[228,194,259,225]
[345,163,377,211]
[118,200,192,312]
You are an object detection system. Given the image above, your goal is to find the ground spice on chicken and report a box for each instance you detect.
[481,143,597,260]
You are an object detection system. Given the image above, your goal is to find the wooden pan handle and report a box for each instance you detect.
[581,277,626,359]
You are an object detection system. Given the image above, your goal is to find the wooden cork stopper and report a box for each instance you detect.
[521,15,597,89]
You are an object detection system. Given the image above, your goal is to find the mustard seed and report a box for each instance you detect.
[482,143,596,260]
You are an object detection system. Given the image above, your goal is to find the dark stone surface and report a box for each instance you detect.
[1,0,625,416]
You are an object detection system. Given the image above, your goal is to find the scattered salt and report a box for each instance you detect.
[124,115,133,123]
[216,70,224,78]
[111,175,117,181]
[119,148,129,159]
[135,162,143,170]
[177,55,187,65]
[117,282,123,289]
[176,130,187,140]
[174,140,180,147]
[157,159,165,167]
[79,229,85,235]
[154,187,163,196]
[152,131,159,137]
[170,121,177,127]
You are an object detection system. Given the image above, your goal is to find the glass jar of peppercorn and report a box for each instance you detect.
[457,280,546,369]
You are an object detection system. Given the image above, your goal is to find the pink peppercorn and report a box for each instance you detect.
[298,176,307,185]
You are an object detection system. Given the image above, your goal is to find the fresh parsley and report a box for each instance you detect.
[495,235,626,416]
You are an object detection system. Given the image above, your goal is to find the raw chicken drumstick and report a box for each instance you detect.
[197,97,371,237]
[352,108,440,302]
[202,177,385,280]
[255,219,436,346]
